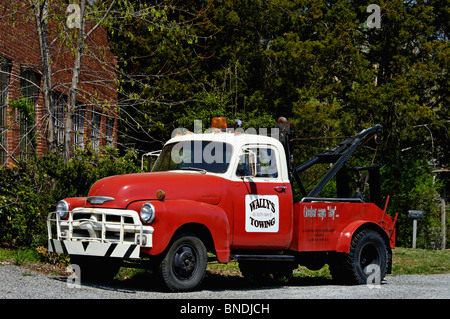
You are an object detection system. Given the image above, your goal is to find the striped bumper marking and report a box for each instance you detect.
[48,239,140,259]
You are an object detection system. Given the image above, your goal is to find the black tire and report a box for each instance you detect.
[69,255,120,283]
[159,235,207,292]
[330,229,388,285]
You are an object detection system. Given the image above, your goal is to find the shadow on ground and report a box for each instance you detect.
[52,266,336,294]
[98,270,336,292]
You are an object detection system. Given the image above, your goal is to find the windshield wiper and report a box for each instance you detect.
[178,167,207,174]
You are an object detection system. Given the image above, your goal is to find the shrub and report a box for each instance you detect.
[0,148,140,247]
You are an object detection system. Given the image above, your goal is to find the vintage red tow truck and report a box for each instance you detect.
[47,118,396,291]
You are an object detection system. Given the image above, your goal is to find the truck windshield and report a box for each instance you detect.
[152,140,233,174]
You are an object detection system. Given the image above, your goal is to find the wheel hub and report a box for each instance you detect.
[173,246,197,278]
[180,251,195,271]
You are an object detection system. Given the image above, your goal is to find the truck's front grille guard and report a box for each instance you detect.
[47,210,145,245]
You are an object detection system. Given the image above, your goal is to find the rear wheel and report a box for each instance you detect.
[159,235,207,292]
[330,229,388,285]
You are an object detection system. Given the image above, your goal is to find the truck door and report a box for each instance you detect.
[231,144,293,249]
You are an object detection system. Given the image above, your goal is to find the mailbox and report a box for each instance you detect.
[408,210,424,219]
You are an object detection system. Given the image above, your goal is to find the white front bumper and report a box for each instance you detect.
[47,207,153,259]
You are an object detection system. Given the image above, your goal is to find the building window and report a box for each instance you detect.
[52,92,66,145]
[91,110,101,149]
[19,69,40,159]
[74,105,85,150]
[20,70,40,104]
[105,116,114,147]
[0,57,11,165]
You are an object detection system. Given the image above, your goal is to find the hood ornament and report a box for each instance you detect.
[86,196,115,205]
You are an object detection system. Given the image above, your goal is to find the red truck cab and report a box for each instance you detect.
[48,122,396,291]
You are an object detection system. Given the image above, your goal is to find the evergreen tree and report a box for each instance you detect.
[110,0,448,247]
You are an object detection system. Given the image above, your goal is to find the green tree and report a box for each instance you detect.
[108,0,448,247]
[109,1,216,151]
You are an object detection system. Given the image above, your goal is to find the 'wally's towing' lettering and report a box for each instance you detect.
[249,198,276,213]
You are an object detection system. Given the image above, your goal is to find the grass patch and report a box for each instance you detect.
[0,247,15,261]
[293,265,331,279]
[0,247,39,266]
[0,246,70,276]
[391,247,450,275]
[207,259,241,276]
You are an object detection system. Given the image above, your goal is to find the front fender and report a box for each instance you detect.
[62,197,87,212]
[130,200,231,262]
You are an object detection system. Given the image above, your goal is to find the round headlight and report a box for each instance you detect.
[140,203,155,223]
[56,200,69,219]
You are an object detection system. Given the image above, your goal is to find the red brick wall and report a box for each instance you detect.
[0,1,118,164]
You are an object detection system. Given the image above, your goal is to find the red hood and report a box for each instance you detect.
[86,171,225,208]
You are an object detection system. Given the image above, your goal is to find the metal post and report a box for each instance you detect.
[442,198,446,250]
[408,210,423,249]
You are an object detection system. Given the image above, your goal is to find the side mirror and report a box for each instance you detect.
[248,150,257,177]
[241,150,257,177]
[141,150,161,172]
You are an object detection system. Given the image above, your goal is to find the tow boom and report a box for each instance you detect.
[291,124,382,202]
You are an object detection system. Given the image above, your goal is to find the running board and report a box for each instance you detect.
[231,254,295,261]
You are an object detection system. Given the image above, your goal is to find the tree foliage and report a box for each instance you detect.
[0,0,447,248]
[0,148,139,246]
[113,0,448,247]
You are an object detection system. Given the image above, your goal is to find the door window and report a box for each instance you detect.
[236,146,278,178]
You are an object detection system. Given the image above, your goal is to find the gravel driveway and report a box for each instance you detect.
[1,264,448,300]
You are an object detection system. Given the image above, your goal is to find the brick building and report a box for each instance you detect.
[0,2,118,166]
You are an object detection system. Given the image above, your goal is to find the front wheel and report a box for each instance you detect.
[330,229,388,285]
[159,235,207,292]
